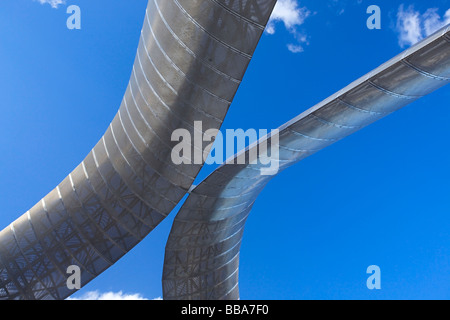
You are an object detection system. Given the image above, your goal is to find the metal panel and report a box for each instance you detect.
[162,25,450,300]
[0,0,277,300]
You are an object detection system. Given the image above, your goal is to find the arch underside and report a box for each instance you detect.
[0,0,277,300]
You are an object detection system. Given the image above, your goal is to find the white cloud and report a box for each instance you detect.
[67,290,156,300]
[287,44,304,53]
[396,5,450,48]
[267,0,310,33]
[34,0,65,9]
[423,8,450,35]
[266,0,311,53]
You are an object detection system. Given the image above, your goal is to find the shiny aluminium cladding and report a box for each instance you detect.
[0,0,277,300]
[162,25,450,300]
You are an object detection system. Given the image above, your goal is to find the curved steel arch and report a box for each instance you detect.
[0,0,277,300]
[162,25,450,300]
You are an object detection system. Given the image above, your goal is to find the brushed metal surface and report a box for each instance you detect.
[162,25,450,300]
[0,0,276,300]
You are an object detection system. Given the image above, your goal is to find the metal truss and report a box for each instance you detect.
[162,25,450,300]
[0,0,277,300]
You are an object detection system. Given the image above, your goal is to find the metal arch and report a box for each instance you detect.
[162,25,450,300]
[0,0,277,300]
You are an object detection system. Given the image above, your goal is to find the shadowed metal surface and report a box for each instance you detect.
[162,25,450,300]
[0,0,277,300]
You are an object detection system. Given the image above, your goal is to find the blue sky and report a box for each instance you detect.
[0,0,449,300]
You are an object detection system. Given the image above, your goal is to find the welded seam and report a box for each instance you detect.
[337,97,386,115]
[127,72,195,182]
[139,28,231,114]
[287,128,338,142]
[172,0,253,59]
[368,80,422,100]
[402,59,450,81]
[145,11,241,100]
[209,0,266,29]
[108,122,178,209]
[148,4,243,84]
[310,114,361,129]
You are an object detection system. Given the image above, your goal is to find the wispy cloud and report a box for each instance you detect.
[67,291,158,300]
[266,0,311,53]
[34,0,65,9]
[396,5,450,48]
[286,44,304,53]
